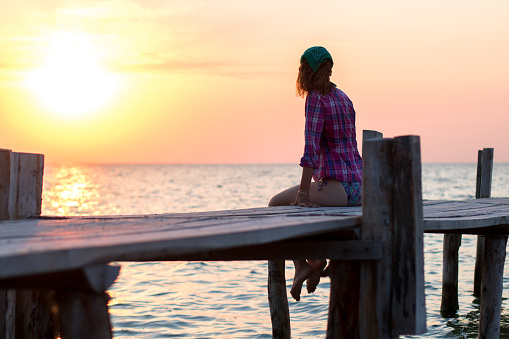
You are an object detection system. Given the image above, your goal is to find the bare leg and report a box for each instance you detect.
[268,179,348,207]
[290,260,314,301]
[290,259,328,301]
[306,259,327,293]
[271,180,348,301]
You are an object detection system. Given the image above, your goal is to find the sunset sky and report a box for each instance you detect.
[1,1,508,164]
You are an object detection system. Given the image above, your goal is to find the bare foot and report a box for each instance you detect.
[290,262,315,301]
[306,260,327,293]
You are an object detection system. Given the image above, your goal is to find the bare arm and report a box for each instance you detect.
[293,167,321,207]
[299,166,314,193]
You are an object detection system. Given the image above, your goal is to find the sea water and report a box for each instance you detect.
[41,163,509,338]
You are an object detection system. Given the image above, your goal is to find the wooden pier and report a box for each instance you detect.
[1,135,508,338]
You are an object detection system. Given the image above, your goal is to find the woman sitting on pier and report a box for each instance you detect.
[269,46,363,301]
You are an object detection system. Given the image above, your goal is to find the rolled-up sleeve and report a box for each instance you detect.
[300,92,324,169]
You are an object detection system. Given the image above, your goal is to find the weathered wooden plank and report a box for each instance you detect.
[1,198,509,239]
[0,214,361,246]
[0,215,362,280]
[0,199,508,274]
[478,234,507,338]
[154,205,362,219]
[424,204,508,217]
[168,240,382,261]
[0,213,362,242]
[424,216,509,232]
[268,260,290,339]
[0,265,120,293]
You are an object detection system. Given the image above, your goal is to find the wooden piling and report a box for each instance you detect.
[478,234,507,338]
[5,290,15,339]
[360,137,395,338]
[0,150,44,220]
[473,148,494,297]
[56,291,112,339]
[0,289,15,339]
[391,136,426,335]
[0,150,46,339]
[267,260,290,339]
[0,149,11,220]
[441,148,494,314]
[325,130,383,339]
[14,290,58,339]
[440,234,461,316]
[359,135,426,338]
[327,260,360,338]
[53,264,120,339]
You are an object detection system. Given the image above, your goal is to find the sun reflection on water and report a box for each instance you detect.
[43,165,102,216]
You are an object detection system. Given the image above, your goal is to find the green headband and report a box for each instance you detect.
[300,46,333,72]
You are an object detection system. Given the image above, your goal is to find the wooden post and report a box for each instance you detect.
[358,135,426,338]
[0,150,45,220]
[327,260,360,338]
[362,130,383,142]
[5,290,15,339]
[326,130,383,339]
[359,137,395,338]
[478,234,507,338]
[0,286,16,339]
[1,150,46,339]
[54,265,120,339]
[473,148,494,297]
[267,260,290,339]
[56,291,112,339]
[0,149,12,220]
[0,265,120,339]
[391,136,426,335]
[440,234,461,316]
[14,290,59,339]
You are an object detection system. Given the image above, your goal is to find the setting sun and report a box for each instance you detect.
[24,31,121,119]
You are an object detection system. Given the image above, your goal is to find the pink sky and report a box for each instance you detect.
[1,1,508,164]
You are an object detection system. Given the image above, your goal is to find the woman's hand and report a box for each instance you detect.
[291,190,321,208]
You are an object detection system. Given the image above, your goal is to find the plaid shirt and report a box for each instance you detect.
[300,87,363,183]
